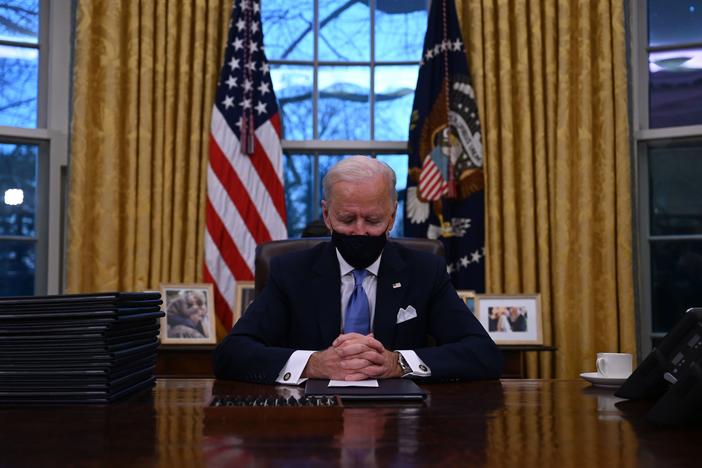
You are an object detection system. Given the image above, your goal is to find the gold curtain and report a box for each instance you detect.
[67,0,230,292]
[457,0,636,377]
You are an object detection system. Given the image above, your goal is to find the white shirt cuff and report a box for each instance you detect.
[275,350,315,385]
[398,350,431,377]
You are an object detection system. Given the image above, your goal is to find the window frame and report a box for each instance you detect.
[0,0,72,295]
[268,0,427,236]
[631,0,702,356]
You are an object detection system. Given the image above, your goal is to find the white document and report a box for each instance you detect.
[328,379,379,387]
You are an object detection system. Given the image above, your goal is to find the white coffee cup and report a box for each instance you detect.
[596,352,632,378]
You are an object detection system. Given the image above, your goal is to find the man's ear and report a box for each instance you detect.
[321,200,332,230]
[386,200,398,234]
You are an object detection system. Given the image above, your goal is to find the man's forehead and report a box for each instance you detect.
[332,205,388,216]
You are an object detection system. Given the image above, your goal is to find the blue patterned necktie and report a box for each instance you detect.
[344,269,370,335]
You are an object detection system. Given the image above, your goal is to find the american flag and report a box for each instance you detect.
[204,0,287,333]
[418,156,449,201]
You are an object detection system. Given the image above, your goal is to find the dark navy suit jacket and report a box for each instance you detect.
[213,241,502,383]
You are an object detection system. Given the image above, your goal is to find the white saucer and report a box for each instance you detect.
[579,372,628,389]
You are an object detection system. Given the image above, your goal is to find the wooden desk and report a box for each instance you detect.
[1,379,700,466]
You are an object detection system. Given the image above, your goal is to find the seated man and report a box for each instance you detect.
[213,155,502,384]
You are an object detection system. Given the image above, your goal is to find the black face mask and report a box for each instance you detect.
[331,229,388,270]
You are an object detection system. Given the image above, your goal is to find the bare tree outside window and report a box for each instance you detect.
[0,1,40,296]
[262,0,427,237]
[0,1,40,127]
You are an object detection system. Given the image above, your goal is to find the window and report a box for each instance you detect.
[0,0,71,296]
[262,0,428,237]
[633,0,702,353]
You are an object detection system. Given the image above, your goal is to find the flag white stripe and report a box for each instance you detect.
[211,107,287,239]
[421,167,440,187]
[207,165,257,273]
[420,168,441,192]
[255,120,285,183]
[204,229,236,311]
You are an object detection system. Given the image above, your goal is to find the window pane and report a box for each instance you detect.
[0,45,38,127]
[648,0,702,47]
[0,0,39,43]
[0,142,37,237]
[319,0,370,61]
[270,64,313,140]
[0,240,35,296]
[261,0,313,60]
[649,48,702,128]
[375,0,427,61]
[283,154,315,238]
[376,154,408,237]
[650,240,702,333]
[648,140,702,235]
[375,65,418,141]
[318,66,370,140]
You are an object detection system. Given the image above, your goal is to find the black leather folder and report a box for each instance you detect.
[304,379,427,401]
[0,292,162,404]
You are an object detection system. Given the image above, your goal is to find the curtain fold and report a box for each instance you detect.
[67,0,230,293]
[457,0,636,377]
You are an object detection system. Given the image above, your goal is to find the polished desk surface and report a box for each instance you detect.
[0,379,700,467]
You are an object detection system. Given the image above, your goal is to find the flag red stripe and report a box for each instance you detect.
[209,136,273,244]
[420,167,440,187]
[421,170,441,193]
[205,198,254,281]
[270,112,282,138]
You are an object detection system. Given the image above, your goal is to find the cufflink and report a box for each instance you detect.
[283,372,291,381]
[419,364,428,372]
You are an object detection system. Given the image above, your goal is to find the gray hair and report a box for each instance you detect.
[322,155,397,203]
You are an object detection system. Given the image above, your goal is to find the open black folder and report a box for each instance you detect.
[304,379,427,401]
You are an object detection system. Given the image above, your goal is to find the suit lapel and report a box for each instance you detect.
[373,242,408,348]
[311,242,342,346]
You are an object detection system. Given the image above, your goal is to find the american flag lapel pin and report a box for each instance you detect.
[392,282,401,289]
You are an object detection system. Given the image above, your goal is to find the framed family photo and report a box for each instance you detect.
[160,283,216,345]
[234,281,255,323]
[456,290,477,315]
[474,294,543,345]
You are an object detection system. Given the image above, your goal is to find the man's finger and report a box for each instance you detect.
[340,350,384,365]
[336,342,375,357]
[333,332,366,347]
[344,372,371,381]
[340,358,373,370]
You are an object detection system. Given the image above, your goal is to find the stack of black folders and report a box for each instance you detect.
[0,292,163,404]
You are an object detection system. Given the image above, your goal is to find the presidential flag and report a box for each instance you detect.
[404,0,485,291]
[204,0,287,332]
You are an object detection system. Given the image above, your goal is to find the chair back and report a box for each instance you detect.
[254,237,444,296]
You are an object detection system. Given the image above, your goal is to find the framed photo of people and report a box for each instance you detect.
[160,283,216,345]
[474,294,543,345]
[234,281,255,323]
[456,290,477,315]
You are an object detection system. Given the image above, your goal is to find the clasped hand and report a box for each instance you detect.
[304,333,400,380]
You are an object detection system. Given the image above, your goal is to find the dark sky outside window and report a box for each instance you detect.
[648,0,702,128]
[648,0,702,47]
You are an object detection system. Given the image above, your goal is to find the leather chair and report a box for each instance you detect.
[254,237,444,296]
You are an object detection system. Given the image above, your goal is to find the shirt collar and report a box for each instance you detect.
[335,249,382,277]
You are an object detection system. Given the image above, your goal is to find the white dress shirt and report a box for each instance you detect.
[276,249,431,384]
